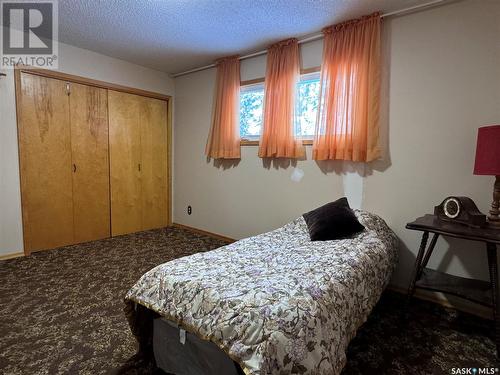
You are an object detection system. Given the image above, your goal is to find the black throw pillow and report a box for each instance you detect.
[303,197,365,241]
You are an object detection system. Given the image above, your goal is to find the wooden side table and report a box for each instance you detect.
[406,214,500,357]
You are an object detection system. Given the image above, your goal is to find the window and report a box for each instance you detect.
[296,72,320,137]
[239,83,264,139]
[239,72,320,140]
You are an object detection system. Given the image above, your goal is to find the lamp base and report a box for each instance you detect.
[488,175,500,228]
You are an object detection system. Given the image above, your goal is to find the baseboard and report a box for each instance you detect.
[0,251,25,260]
[171,223,236,243]
[388,284,492,320]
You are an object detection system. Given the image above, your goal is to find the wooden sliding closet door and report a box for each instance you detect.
[17,68,170,252]
[17,73,74,252]
[69,83,110,243]
[108,91,142,236]
[108,91,169,236]
[140,97,168,231]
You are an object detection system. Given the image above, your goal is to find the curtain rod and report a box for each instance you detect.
[171,0,445,78]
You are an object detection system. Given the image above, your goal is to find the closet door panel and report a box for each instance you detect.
[140,97,168,230]
[108,90,142,236]
[17,73,74,252]
[70,83,110,243]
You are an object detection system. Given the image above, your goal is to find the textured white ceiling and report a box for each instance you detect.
[58,0,430,74]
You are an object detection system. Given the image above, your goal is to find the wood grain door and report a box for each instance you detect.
[17,72,74,253]
[140,97,168,230]
[108,90,142,236]
[69,83,110,243]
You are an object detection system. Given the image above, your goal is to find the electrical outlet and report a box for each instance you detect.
[187,206,192,215]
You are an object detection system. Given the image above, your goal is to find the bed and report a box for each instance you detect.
[124,209,399,374]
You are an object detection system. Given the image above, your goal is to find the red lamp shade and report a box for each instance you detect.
[474,125,500,176]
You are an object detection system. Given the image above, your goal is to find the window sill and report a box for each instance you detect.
[241,139,313,146]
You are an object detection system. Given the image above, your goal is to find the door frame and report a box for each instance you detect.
[14,66,173,255]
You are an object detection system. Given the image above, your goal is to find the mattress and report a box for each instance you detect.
[125,210,399,374]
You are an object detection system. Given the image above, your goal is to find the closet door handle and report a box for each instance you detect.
[73,164,77,173]
[138,163,141,172]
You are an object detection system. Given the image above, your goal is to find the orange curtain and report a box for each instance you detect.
[313,13,381,161]
[205,55,241,159]
[258,38,305,159]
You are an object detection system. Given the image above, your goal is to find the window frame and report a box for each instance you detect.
[239,67,320,146]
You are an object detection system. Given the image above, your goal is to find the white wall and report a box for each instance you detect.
[173,0,500,290]
[0,42,174,256]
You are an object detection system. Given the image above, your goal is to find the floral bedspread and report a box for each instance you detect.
[125,210,399,374]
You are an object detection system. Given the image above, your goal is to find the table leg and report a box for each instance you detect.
[487,242,500,359]
[406,231,429,310]
[419,233,439,276]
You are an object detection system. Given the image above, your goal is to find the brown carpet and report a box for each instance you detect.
[0,226,496,374]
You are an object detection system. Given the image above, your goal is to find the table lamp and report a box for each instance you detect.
[474,125,500,228]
